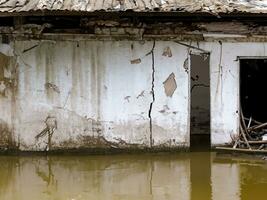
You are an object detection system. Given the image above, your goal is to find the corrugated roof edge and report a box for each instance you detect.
[1,0,267,16]
[1,10,267,17]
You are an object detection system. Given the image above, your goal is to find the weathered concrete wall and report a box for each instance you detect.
[0,40,190,151]
[1,38,267,151]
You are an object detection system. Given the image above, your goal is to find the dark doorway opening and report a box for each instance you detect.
[240,59,267,122]
[190,54,211,151]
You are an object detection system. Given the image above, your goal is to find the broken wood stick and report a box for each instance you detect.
[240,124,251,150]
[240,140,267,144]
[240,110,252,140]
[247,117,252,129]
[244,117,262,125]
[258,144,265,150]
[233,140,238,149]
[230,134,239,149]
[248,122,267,131]
[216,147,267,154]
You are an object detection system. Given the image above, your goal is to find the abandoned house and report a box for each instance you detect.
[1,0,267,152]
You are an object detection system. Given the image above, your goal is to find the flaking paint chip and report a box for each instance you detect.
[45,82,60,93]
[183,58,189,73]
[130,58,141,64]
[162,47,172,57]
[163,73,177,97]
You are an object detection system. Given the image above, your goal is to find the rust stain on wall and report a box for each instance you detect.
[163,73,177,97]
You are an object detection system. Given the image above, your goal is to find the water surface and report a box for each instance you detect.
[0,152,266,200]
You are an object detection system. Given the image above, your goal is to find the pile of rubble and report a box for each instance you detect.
[231,110,267,151]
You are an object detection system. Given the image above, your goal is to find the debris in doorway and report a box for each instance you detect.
[229,109,267,151]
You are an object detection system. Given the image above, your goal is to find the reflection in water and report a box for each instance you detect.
[35,158,57,197]
[191,153,211,200]
[0,153,266,200]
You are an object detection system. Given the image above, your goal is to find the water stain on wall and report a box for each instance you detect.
[0,50,17,150]
[0,52,9,96]
[0,119,12,149]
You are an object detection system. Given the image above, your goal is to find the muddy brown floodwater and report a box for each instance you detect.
[0,152,267,200]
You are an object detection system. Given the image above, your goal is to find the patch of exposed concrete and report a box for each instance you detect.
[163,73,177,97]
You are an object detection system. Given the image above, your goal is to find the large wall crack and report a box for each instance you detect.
[147,40,156,148]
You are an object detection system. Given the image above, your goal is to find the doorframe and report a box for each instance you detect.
[238,57,267,132]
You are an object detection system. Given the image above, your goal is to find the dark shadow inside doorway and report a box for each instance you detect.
[190,54,211,152]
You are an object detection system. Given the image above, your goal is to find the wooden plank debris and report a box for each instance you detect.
[220,107,267,153]
[216,147,267,154]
